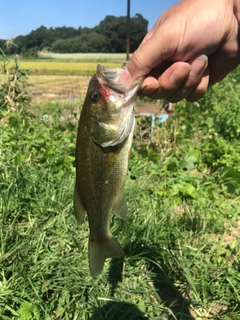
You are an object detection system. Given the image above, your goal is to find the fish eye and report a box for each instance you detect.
[90,91,101,102]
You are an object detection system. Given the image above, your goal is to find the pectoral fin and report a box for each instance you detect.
[74,184,86,224]
[113,191,128,220]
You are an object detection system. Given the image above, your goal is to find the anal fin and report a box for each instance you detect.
[113,191,128,220]
[74,184,86,224]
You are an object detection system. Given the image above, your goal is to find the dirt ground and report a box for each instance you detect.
[28,75,90,103]
[28,75,175,118]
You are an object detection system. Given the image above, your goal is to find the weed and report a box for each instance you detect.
[0,53,31,113]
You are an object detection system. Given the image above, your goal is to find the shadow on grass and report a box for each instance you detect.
[90,300,147,320]
[106,239,195,320]
[89,257,147,320]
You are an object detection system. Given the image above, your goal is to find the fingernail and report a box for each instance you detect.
[190,55,208,77]
[141,83,159,95]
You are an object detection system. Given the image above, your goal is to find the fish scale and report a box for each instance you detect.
[74,64,144,277]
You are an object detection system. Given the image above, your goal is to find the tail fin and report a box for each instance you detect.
[88,236,125,277]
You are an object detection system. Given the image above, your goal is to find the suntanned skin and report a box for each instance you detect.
[119,0,240,103]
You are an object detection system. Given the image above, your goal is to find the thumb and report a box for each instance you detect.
[119,23,175,83]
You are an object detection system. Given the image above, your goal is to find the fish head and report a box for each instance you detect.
[83,64,144,147]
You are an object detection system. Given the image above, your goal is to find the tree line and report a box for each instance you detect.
[0,14,148,56]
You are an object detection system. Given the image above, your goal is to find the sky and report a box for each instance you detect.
[0,0,179,39]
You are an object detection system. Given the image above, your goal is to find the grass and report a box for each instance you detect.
[0,53,126,76]
[0,59,123,76]
[0,59,240,319]
[0,104,239,320]
[20,61,123,75]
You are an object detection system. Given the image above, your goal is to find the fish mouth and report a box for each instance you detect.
[96,64,144,95]
[90,64,144,148]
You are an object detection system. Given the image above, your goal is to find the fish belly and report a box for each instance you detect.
[74,120,134,277]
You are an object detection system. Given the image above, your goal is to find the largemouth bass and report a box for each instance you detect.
[74,64,143,277]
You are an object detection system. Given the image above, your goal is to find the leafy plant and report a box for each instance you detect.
[0,50,31,113]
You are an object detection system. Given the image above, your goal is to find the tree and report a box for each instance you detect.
[130,14,148,51]
[94,14,148,52]
[3,13,148,56]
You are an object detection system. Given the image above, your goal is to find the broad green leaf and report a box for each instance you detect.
[18,301,39,320]
[180,183,197,198]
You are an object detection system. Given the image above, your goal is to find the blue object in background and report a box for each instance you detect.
[151,114,169,132]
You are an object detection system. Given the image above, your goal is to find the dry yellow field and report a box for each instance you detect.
[0,74,90,102]
[20,61,122,75]
[1,59,125,103]
[27,75,90,102]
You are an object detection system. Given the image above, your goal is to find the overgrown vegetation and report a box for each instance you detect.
[0,53,31,111]
[0,57,239,319]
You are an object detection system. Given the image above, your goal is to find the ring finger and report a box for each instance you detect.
[166,55,209,102]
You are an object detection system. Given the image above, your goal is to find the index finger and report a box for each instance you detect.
[119,21,177,83]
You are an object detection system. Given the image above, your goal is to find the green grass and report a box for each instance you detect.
[0,64,240,319]
[0,53,126,76]
[1,60,122,76]
[0,106,239,320]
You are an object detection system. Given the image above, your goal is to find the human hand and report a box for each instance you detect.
[119,0,240,102]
